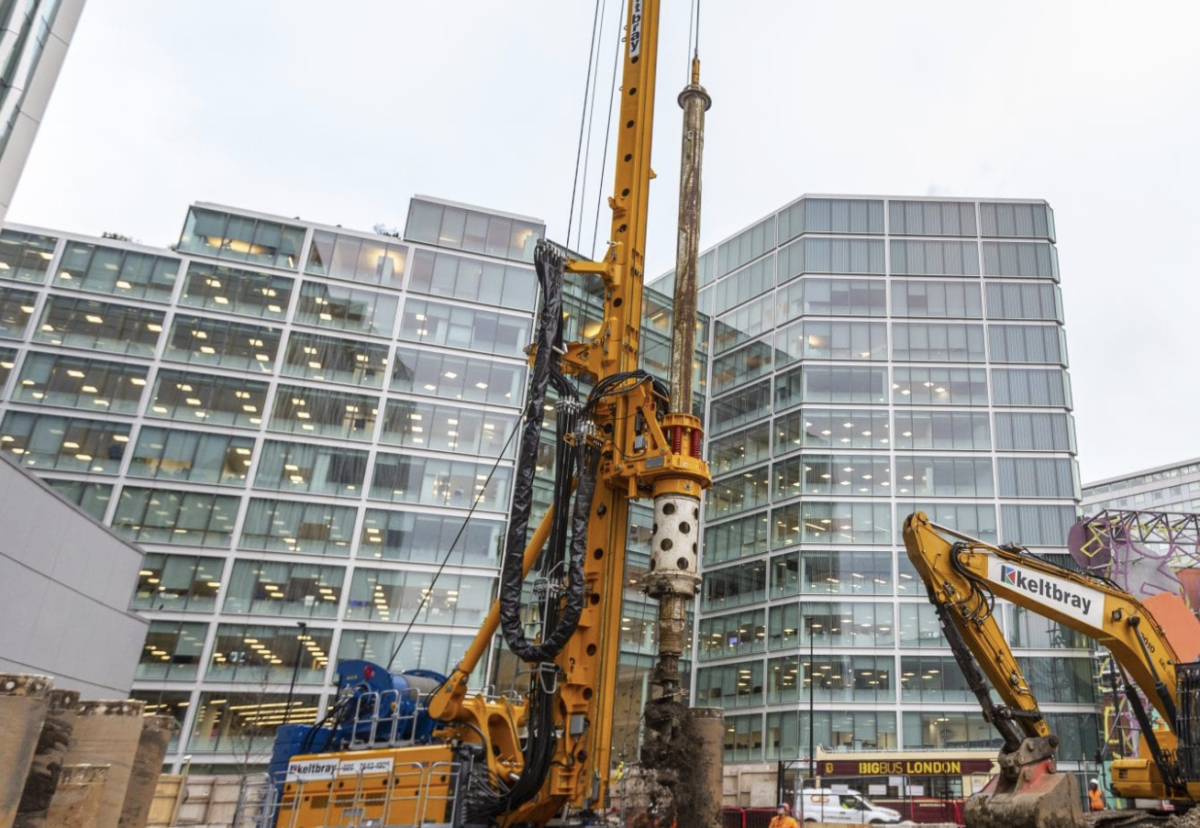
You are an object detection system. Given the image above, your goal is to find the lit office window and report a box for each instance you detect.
[188,691,321,754]
[43,479,112,520]
[358,509,504,567]
[696,661,764,708]
[0,229,57,283]
[894,410,991,451]
[399,298,530,359]
[164,316,280,372]
[895,504,997,551]
[769,549,893,598]
[405,200,539,263]
[697,609,766,661]
[379,399,517,457]
[390,345,525,406]
[239,498,355,557]
[136,621,207,681]
[772,501,891,547]
[0,411,129,473]
[709,423,772,475]
[148,369,268,427]
[269,384,378,441]
[344,570,492,627]
[112,487,239,547]
[295,281,398,337]
[774,453,892,498]
[723,714,764,763]
[179,262,293,320]
[282,331,388,388]
[774,365,889,409]
[0,347,14,391]
[337,630,473,679]
[900,656,972,703]
[776,408,890,452]
[54,242,180,302]
[703,512,769,565]
[407,248,535,310]
[223,560,344,618]
[132,552,224,612]
[1017,657,1096,704]
[766,710,897,759]
[769,601,894,649]
[891,367,988,406]
[306,230,407,287]
[254,440,368,497]
[206,624,332,684]
[13,353,148,414]
[1004,603,1091,648]
[904,712,1000,750]
[369,453,512,510]
[897,603,944,648]
[34,296,164,355]
[707,465,770,519]
[0,286,36,337]
[767,654,892,704]
[892,456,994,497]
[179,208,306,270]
[128,427,254,485]
[700,559,767,612]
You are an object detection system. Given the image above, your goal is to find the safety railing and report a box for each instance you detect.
[348,687,423,749]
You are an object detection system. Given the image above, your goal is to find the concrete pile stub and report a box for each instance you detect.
[0,673,53,828]
[44,765,109,828]
[117,716,177,828]
[60,701,145,828]
[14,688,80,828]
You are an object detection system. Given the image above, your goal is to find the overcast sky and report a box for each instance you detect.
[10,1,1200,484]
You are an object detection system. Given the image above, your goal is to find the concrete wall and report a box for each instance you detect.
[0,453,146,697]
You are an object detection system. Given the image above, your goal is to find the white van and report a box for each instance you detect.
[794,789,902,824]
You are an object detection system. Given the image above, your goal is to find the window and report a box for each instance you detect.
[892,322,985,362]
[775,366,889,409]
[1000,505,1077,546]
[775,408,890,452]
[179,262,293,320]
[703,512,769,565]
[724,714,765,763]
[179,208,306,270]
[888,200,977,236]
[989,324,1067,364]
[0,229,56,283]
[0,347,14,390]
[768,654,892,704]
[998,458,1078,498]
[148,370,268,428]
[707,465,770,519]
[282,331,388,388]
[165,315,280,371]
[713,295,774,354]
[772,501,891,547]
[779,198,884,241]
[240,498,356,557]
[766,711,896,758]
[188,691,321,753]
[359,509,504,567]
[770,549,893,597]
[775,453,892,498]
[54,242,180,301]
[710,338,773,394]
[269,384,378,441]
[0,286,35,337]
[890,241,979,276]
[896,504,997,550]
[985,282,1063,321]
[898,603,946,647]
[892,280,982,318]
[709,423,771,475]
[14,353,148,414]
[0,411,129,473]
[33,295,164,355]
[776,320,887,363]
[1044,714,1100,763]
[904,713,1000,750]
[994,412,1075,452]
[400,298,530,359]
[900,656,974,703]
[132,552,223,612]
[44,479,112,520]
[406,248,536,310]
[991,368,1072,407]
[254,440,368,496]
[769,602,894,649]
[405,199,540,263]
[979,202,1054,240]
[697,609,766,660]
[345,569,492,628]
[778,237,885,282]
[711,379,772,434]
[112,487,238,547]
[391,345,525,407]
[369,453,512,510]
[894,411,991,450]
[379,399,517,457]
[223,560,345,618]
[776,277,886,319]
[717,217,775,277]
[715,255,773,311]
[206,624,332,684]
[701,560,767,611]
[982,242,1058,279]
[893,456,993,497]
[136,621,207,681]
[696,661,764,708]
[337,630,474,681]
[1017,657,1095,704]
[306,230,407,287]
[295,281,398,337]
[892,366,988,405]
[1004,603,1091,648]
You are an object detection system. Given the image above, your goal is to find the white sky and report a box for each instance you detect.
[10,1,1200,484]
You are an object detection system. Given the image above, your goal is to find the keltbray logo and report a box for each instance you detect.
[993,561,1101,623]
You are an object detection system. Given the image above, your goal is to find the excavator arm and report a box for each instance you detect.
[902,510,1196,828]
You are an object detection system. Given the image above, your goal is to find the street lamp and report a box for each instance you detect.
[809,621,822,787]
[285,621,308,723]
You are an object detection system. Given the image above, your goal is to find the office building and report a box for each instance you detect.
[1083,459,1200,516]
[0,0,87,226]
[651,195,1094,798]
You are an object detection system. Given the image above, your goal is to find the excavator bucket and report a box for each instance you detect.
[965,759,1083,828]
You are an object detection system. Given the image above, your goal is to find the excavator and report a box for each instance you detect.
[902,510,1200,828]
[252,2,719,827]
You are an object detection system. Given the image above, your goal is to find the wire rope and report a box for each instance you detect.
[589,0,626,261]
[566,0,606,249]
